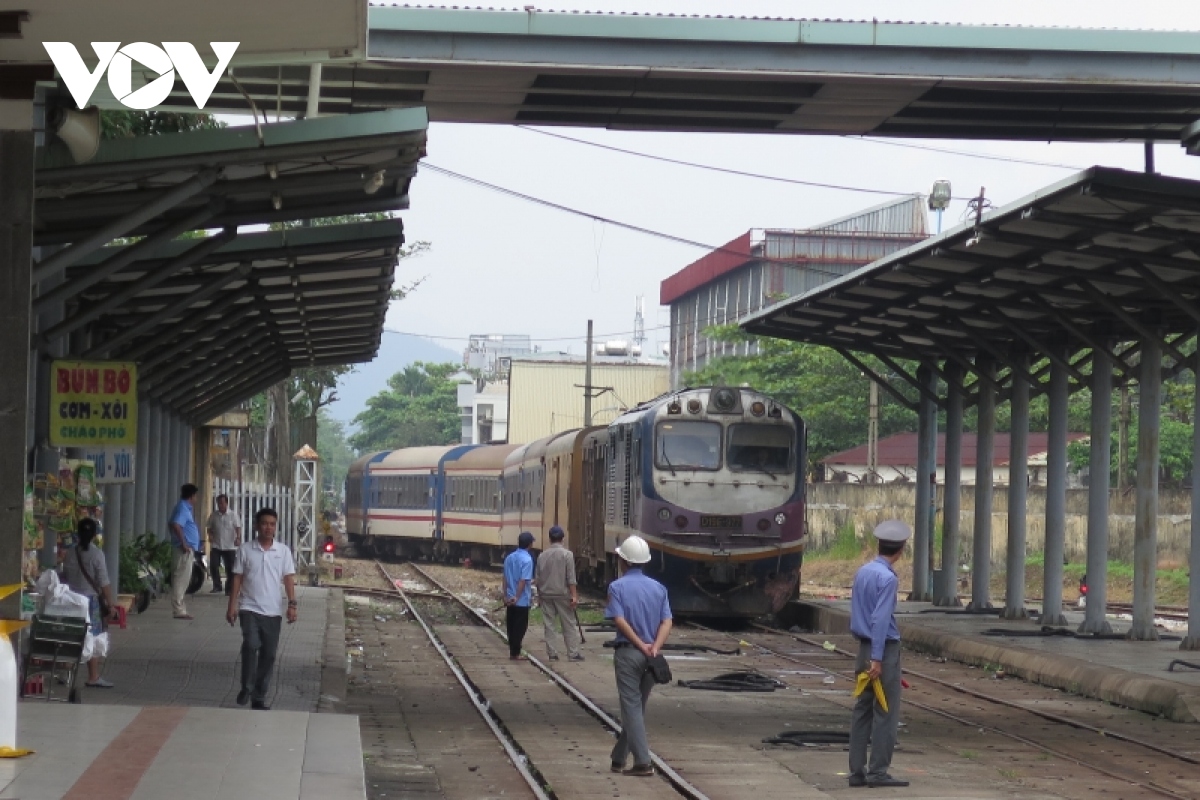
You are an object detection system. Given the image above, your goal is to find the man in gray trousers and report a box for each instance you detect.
[534,525,584,661]
[605,535,672,777]
[847,519,911,788]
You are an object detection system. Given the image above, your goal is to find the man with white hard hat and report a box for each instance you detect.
[605,535,672,778]
[847,519,911,789]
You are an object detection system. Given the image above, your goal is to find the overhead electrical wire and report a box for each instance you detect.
[422,162,854,278]
[838,136,1088,170]
[517,125,973,199]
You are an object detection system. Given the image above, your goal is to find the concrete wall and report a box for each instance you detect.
[806,483,1193,566]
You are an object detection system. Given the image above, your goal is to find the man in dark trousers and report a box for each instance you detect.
[847,519,911,788]
[606,535,672,778]
[534,525,583,661]
[226,507,296,710]
[502,531,535,660]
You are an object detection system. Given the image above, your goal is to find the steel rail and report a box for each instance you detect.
[404,561,711,800]
[369,561,553,800]
[762,625,1200,767]
[685,622,1192,800]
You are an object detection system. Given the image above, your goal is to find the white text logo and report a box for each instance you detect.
[43,42,239,110]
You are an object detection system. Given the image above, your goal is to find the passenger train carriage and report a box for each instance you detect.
[345,387,805,618]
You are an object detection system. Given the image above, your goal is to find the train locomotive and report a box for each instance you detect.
[345,387,806,618]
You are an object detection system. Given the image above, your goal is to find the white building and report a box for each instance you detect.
[457,380,509,445]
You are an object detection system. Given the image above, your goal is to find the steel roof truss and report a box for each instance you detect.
[138,302,259,373]
[831,347,917,412]
[1077,281,1190,364]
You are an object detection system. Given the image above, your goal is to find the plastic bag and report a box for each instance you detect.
[81,631,109,661]
[34,570,89,620]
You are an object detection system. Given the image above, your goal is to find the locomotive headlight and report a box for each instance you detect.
[687,399,702,414]
[675,515,688,529]
[750,401,765,417]
[774,512,787,525]
[757,518,770,531]
[658,507,671,520]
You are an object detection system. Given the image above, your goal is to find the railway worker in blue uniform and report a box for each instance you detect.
[848,519,911,789]
[606,535,672,778]
[503,531,536,660]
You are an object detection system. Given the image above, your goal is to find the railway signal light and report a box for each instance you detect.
[323,536,335,554]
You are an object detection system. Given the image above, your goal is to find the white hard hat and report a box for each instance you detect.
[616,535,651,564]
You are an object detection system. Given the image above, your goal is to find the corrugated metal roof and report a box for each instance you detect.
[823,432,1090,468]
[507,360,668,445]
[369,5,1189,34]
[660,196,928,306]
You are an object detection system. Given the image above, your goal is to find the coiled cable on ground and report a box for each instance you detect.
[676,672,786,692]
[762,730,851,746]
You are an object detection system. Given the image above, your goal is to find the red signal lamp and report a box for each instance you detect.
[322,536,335,554]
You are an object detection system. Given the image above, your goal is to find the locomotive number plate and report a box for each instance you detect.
[699,515,742,530]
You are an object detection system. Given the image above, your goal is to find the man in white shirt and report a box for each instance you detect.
[206,494,242,595]
[226,506,296,710]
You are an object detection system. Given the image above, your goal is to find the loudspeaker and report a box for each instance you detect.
[52,107,101,164]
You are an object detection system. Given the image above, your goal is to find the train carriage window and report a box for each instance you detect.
[728,425,793,472]
[656,421,722,470]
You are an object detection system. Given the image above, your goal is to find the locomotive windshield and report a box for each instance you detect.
[656,421,721,470]
[727,424,793,472]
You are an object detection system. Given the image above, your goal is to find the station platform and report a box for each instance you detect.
[794,598,1200,723]
[4,585,365,800]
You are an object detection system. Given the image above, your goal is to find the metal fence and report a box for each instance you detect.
[211,477,296,554]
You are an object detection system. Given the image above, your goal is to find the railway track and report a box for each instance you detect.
[683,621,1200,800]
[369,559,711,800]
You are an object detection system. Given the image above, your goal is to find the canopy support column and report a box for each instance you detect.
[1003,352,1030,620]
[910,364,935,601]
[133,401,150,540]
[1080,344,1114,635]
[1040,342,1070,627]
[969,358,996,609]
[0,125,33,622]
[935,364,963,606]
[1129,334,1162,641]
[1186,340,1200,648]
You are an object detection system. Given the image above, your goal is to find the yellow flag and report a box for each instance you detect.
[0,584,22,601]
[0,747,35,758]
[853,672,889,713]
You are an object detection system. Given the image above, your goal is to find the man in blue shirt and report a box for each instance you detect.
[605,535,672,778]
[503,531,535,660]
[167,484,202,620]
[848,519,911,789]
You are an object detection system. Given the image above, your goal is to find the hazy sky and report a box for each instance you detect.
[366,1,1200,361]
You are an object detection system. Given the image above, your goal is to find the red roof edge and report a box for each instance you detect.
[659,231,753,306]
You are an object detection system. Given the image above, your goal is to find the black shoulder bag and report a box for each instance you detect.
[647,653,672,685]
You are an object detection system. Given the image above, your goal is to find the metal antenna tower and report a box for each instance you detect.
[632,295,646,348]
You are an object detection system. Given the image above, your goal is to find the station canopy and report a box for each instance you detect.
[740,167,1200,398]
[34,108,427,424]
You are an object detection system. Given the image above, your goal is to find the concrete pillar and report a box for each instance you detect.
[0,123,35,620]
[104,483,122,594]
[910,365,935,601]
[1129,334,1162,641]
[1081,345,1114,635]
[969,358,996,609]
[935,364,963,606]
[133,400,150,538]
[1186,343,1200,648]
[1040,344,1070,627]
[1003,353,1030,620]
[146,405,163,536]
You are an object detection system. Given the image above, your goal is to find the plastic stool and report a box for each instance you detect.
[114,606,127,630]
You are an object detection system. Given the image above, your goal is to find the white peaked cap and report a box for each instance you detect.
[873,520,912,543]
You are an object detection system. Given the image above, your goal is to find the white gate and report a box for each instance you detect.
[212,477,296,555]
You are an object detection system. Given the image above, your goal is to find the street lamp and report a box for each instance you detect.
[928,179,952,235]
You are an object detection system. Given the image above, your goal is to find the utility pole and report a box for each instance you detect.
[584,319,594,426]
[867,379,879,483]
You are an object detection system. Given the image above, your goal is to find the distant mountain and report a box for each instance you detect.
[327,332,460,426]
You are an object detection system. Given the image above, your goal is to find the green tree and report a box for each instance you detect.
[100,109,224,139]
[316,409,355,498]
[349,362,465,452]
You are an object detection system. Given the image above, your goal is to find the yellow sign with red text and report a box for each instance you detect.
[49,361,138,446]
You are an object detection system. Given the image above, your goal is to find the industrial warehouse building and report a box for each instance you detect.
[660,196,929,387]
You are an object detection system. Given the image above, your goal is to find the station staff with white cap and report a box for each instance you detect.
[847,519,911,789]
[605,535,672,778]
